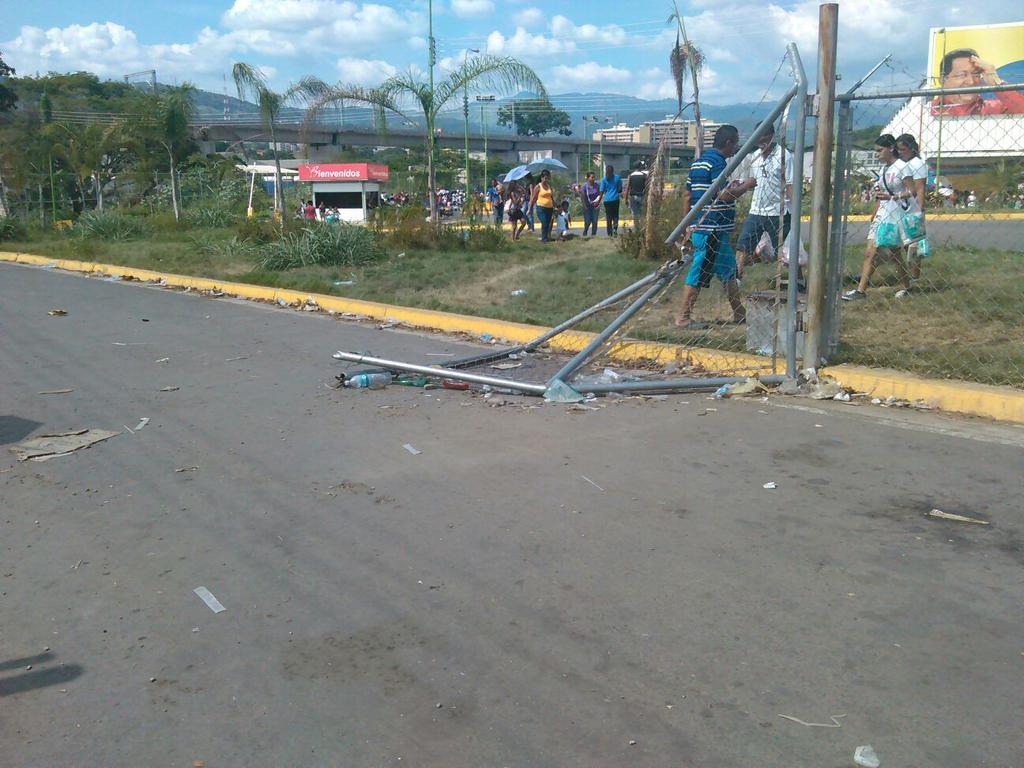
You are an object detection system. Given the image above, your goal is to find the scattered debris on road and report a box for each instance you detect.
[159,386,180,392]
[777,713,846,728]
[225,356,248,362]
[402,443,422,456]
[48,309,68,316]
[193,586,226,614]
[9,429,119,462]
[491,362,522,370]
[134,418,150,431]
[927,508,989,525]
[38,389,73,395]
[763,482,777,490]
[581,475,605,493]
[156,358,170,364]
[854,745,881,767]
[175,466,199,473]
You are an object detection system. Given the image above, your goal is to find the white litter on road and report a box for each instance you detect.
[134,418,150,431]
[193,586,226,614]
[581,475,605,493]
[763,482,777,490]
[402,443,422,456]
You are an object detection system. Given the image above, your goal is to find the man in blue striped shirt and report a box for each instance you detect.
[676,125,756,329]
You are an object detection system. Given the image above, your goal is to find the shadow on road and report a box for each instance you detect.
[0,652,83,697]
[0,415,44,446]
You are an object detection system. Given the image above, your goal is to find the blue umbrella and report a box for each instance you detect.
[526,158,569,174]
[502,165,530,183]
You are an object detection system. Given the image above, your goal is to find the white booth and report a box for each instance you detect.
[298,163,391,224]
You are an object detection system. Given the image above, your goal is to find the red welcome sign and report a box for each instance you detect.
[298,163,390,182]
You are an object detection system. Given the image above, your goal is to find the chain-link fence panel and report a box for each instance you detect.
[829,85,1024,388]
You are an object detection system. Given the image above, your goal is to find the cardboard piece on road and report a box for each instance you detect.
[9,429,119,462]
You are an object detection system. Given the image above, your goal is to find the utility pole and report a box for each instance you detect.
[427,0,437,223]
[463,48,479,205]
[476,95,495,188]
[803,2,839,368]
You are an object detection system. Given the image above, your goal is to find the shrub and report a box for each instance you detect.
[255,223,386,271]
[195,235,261,261]
[75,211,147,241]
[188,207,239,228]
[235,217,305,244]
[462,223,508,252]
[0,216,27,242]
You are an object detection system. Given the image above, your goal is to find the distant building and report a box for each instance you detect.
[593,117,723,150]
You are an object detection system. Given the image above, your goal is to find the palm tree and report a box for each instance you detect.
[150,84,197,222]
[306,55,546,225]
[231,63,328,219]
[45,121,123,212]
[668,4,706,157]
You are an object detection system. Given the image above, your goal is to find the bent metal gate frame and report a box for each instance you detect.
[334,44,809,400]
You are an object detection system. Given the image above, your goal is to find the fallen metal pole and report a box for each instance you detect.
[333,351,548,394]
[580,375,786,394]
[445,270,663,370]
[547,267,681,385]
[785,42,808,379]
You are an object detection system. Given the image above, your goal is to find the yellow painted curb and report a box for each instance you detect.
[3,250,1022,423]
[823,365,1024,425]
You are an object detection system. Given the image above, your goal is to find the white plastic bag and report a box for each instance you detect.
[754,231,776,261]
[779,232,808,267]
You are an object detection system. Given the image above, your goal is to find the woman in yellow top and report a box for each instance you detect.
[529,170,557,242]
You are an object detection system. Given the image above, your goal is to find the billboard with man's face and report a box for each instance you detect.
[928,23,1024,116]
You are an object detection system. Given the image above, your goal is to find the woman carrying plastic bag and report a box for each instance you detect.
[842,134,924,302]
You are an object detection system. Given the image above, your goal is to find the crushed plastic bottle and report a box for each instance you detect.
[713,384,730,399]
[344,372,391,389]
[854,745,880,768]
[395,375,430,387]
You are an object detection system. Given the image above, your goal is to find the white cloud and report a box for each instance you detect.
[486,27,576,56]
[519,7,545,28]
[451,0,494,18]
[3,22,237,83]
[549,16,627,46]
[222,0,422,54]
[549,62,631,91]
[336,57,397,85]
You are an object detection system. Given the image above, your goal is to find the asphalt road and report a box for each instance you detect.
[2,262,1023,767]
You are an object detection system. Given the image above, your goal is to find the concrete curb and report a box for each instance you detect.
[4,250,1023,424]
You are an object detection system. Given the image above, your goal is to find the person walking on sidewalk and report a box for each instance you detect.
[734,122,793,278]
[896,133,928,286]
[624,162,648,224]
[842,134,921,301]
[529,170,557,243]
[675,125,754,329]
[599,165,622,237]
[580,171,601,237]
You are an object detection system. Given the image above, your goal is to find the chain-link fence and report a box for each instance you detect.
[827,83,1024,388]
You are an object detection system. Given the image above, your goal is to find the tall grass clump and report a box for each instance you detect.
[187,207,239,228]
[75,211,148,241]
[256,223,386,270]
[0,216,27,242]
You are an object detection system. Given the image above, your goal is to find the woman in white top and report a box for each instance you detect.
[896,134,928,284]
[843,134,921,301]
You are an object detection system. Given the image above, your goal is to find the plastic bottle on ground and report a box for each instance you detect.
[344,372,391,389]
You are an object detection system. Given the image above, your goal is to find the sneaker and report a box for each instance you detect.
[894,288,910,299]
[841,289,866,301]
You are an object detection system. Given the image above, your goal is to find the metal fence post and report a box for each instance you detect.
[823,99,852,354]
[803,2,839,369]
[785,44,808,379]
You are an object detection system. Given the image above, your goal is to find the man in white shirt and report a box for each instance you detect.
[734,123,794,278]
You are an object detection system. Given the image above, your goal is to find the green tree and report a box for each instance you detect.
[496,99,572,136]
[231,63,327,218]
[44,121,126,211]
[0,50,17,113]
[307,55,546,225]
[127,84,197,221]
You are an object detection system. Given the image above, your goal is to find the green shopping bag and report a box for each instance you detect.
[902,211,926,241]
[874,221,900,248]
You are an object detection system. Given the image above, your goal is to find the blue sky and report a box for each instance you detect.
[3,0,1021,121]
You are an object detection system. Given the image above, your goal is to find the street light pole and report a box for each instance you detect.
[463,48,479,207]
[427,0,437,223]
[476,95,495,192]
